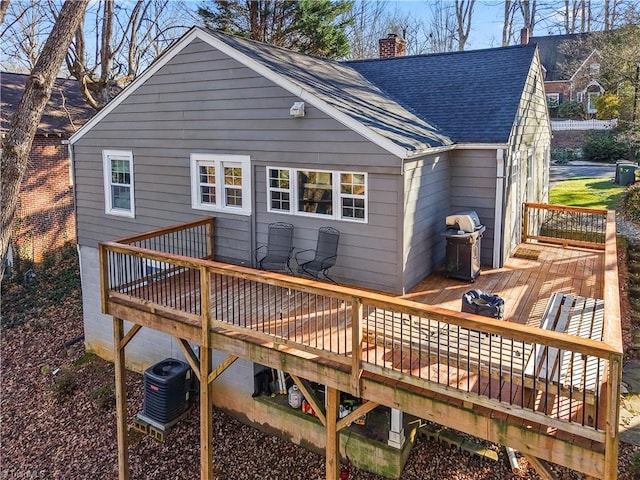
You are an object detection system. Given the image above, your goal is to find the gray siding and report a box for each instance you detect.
[254,167,401,292]
[503,53,552,262]
[402,152,451,292]
[73,38,400,270]
[449,149,497,265]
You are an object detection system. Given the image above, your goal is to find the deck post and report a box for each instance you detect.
[325,386,340,480]
[206,218,215,259]
[113,317,130,480]
[99,243,110,314]
[350,297,363,396]
[200,267,213,480]
[388,409,405,448]
[603,354,622,480]
[523,203,529,243]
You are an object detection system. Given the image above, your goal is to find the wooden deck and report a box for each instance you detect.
[405,242,604,328]
[102,209,622,480]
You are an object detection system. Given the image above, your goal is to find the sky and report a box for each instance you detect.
[380,0,612,51]
[388,0,508,50]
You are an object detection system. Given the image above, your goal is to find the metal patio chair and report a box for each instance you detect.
[295,226,340,283]
[255,222,295,273]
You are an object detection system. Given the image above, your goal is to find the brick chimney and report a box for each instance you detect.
[520,27,530,44]
[379,33,406,58]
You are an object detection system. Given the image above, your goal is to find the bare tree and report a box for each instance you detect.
[66,0,188,110]
[345,0,390,59]
[519,0,537,34]
[424,0,456,53]
[502,0,519,45]
[455,0,475,51]
[0,1,53,72]
[1,0,89,278]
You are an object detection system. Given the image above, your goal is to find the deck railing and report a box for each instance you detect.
[99,211,621,450]
[523,202,608,250]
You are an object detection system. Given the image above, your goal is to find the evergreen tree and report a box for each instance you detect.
[198,0,353,59]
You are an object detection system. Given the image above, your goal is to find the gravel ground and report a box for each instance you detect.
[1,239,639,479]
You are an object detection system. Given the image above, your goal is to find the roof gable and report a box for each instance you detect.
[71,27,538,153]
[529,33,594,81]
[346,45,538,144]
[1,72,95,136]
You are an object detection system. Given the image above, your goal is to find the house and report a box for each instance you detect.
[526,30,605,117]
[68,27,554,477]
[0,72,95,267]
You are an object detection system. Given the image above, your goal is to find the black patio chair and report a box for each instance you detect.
[295,226,340,283]
[255,222,295,273]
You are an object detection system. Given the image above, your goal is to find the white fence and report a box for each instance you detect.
[551,119,618,131]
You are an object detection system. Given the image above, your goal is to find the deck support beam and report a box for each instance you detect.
[523,455,558,480]
[325,386,340,480]
[291,374,326,426]
[113,317,130,480]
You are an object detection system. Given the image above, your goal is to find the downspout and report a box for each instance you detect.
[493,149,505,268]
[63,139,82,271]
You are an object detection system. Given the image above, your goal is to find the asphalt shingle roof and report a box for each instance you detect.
[208,29,453,151]
[209,29,538,146]
[1,72,95,135]
[346,45,538,144]
[529,33,592,81]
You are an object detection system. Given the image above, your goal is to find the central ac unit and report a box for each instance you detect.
[142,358,192,426]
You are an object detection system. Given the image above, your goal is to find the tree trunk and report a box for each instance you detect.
[0,0,9,25]
[0,0,88,280]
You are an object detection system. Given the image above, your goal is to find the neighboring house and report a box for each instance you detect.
[526,31,604,117]
[68,27,550,474]
[0,72,95,266]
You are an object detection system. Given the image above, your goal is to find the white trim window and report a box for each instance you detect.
[190,154,251,215]
[546,93,560,108]
[267,166,367,222]
[103,150,135,218]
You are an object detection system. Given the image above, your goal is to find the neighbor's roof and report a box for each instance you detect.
[345,44,538,144]
[1,71,96,135]
[529,33,593,81]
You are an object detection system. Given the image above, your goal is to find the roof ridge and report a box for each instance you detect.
[343,43,535,65]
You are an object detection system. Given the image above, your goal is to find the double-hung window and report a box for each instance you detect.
[190,154,251,215]
[103,150,135,217]
[267,167,367,222]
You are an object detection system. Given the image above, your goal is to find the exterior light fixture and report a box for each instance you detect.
[289,101,305,117]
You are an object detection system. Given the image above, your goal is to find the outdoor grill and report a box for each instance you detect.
[443,211,485,282]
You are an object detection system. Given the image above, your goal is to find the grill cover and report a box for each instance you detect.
[446,211,482,233]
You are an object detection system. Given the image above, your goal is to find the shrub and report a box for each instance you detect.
[594,93,620,120]
[631,451,640,476]
[91,384,115,410]
[52,368,78,403]
[557,100,583,119]
[582,132,629,162]
[623,184,640,222]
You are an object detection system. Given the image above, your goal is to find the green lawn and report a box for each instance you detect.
[549,177,626,210]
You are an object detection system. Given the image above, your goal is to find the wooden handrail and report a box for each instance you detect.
[524,202,608,215]
[114,217,214,245]
[101,240,619,361]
